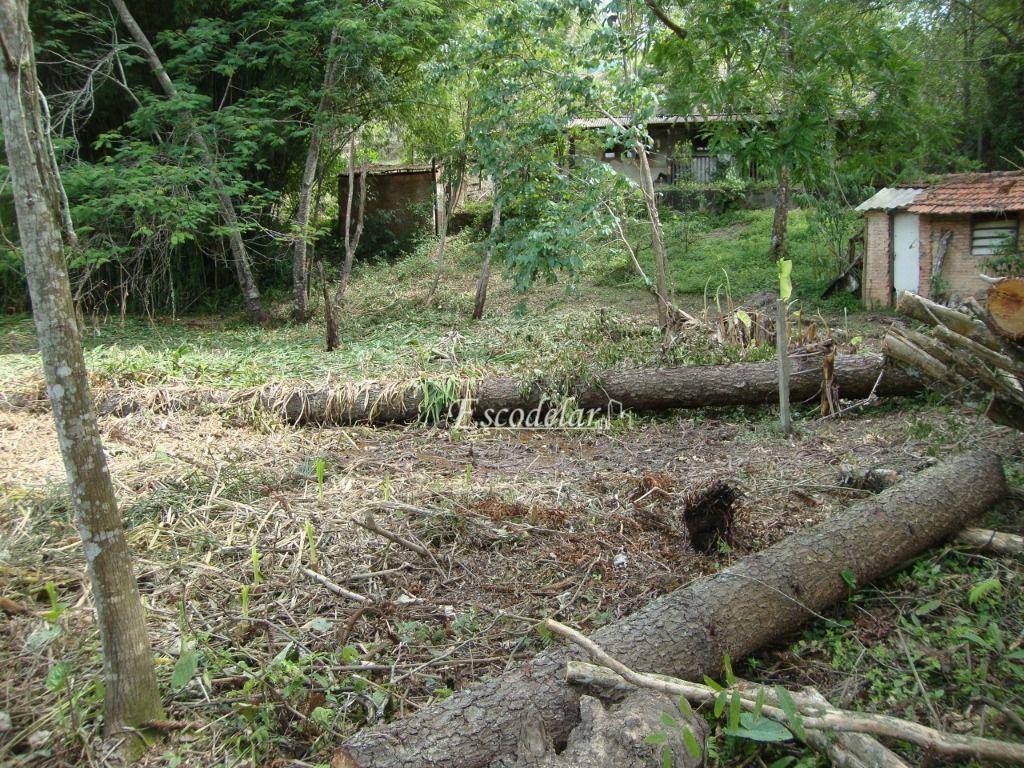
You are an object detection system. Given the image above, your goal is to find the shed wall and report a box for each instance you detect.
[863,211,891,307]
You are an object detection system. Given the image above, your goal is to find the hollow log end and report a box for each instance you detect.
[987,277,1024,341]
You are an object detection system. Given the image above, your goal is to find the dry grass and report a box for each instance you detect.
[1,389,1018,766]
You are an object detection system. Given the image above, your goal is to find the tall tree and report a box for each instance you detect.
[110,0,268,323]
[290,27,341,321]
[0,0,163,741]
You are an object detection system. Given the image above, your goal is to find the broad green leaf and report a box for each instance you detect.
[723,653,735,685]
[775,686,806,740]
[725,713,794,743]
[45,662,70,692]
[714,690,728,718]
[753,687,766,722]
[171,646,198,690]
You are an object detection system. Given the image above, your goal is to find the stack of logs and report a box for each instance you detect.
[882,277,1024,430]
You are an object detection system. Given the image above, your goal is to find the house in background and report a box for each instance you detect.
[856,171,1023,308]
[339,163,440,249]
[568,113,762,186]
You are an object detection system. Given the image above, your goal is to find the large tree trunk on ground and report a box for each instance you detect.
[263,352,919,426]
[332,450,1006,768]
[112,0,267,324]
[5,352,921,424]
[0,0,164,741]
[473,192,502,321]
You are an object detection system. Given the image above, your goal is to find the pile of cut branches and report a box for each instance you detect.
[883,280,1024,429]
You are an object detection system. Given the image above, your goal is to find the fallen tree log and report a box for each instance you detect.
[266,353,917,426]
[1,353,919,426]
[955,527,1024,556]
[331,449,1006,768]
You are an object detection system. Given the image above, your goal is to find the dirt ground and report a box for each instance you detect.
[1,387,1019,766]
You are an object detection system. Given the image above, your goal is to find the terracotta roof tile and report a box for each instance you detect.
[906,171,1024,215]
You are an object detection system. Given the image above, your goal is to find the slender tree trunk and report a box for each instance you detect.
[427,165,465,304]
[0,0,163,742]
[291,29,341,321]
[326,134,367,351]
[472,190,502,321]
[770,165,790,260]
[111,0,267,323]
[636,143,670,328]
[292,132,319,321]
[770,0,793,262]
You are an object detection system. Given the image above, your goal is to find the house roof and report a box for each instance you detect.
[857,171,1024,215]
[568,113,743,129]
[855,187,924,212]
[906,171,1024,214]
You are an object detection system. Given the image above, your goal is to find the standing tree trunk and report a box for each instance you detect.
[770,165,790,260]
[636,141,671,329]
[0,0,163,742]
[427,163,466,304]
[769,0,793,262]
[291,28,341,321]
[111,0,267,323]
[472,188,503,321]
[326,134,367,351]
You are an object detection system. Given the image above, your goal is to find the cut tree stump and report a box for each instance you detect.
[490,691,706,768]
[331,449,1006,768]
[988,276,1024,341]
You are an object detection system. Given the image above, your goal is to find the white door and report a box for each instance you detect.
[892,213,920,295]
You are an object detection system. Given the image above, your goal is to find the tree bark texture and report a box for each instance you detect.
[332,450,1006,767]
[0,0,164,737]
[112,0,267,323]
[263,352,919,426]
[473,192,502,321]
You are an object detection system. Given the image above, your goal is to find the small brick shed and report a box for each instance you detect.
[339,163,439,243]
[856,171,1023,308]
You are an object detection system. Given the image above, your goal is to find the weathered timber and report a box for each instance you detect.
[331,450,1006,768]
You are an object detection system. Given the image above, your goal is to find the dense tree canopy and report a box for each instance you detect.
[0,0,1020,314]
